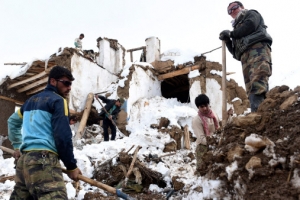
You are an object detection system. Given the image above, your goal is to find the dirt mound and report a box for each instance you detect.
[199,85,300,199]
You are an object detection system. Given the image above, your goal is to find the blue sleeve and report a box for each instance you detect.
[51,98,77,170]
[7,109,23,149]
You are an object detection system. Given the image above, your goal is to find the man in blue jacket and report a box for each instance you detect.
[95,95,124,141]
[219,1,272,112]
[8,66,82,199]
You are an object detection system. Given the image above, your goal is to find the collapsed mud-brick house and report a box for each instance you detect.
[0,36,249,156]
[0,38,125,156]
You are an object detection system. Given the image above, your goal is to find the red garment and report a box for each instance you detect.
[198,109,219,136]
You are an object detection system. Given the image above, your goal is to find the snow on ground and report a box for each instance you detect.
[0,95,228,199]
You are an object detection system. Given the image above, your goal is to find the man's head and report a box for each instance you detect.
[48,66,75,98]
[195,94,210,114]
[79,33,84,40]
[228,1,244,19]
[115,98,125,107]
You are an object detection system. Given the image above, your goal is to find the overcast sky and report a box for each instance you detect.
[1,0,299,90]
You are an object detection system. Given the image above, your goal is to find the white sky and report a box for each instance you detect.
[1,0,299,90]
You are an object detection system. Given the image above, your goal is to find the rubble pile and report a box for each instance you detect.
[199,85,300,199]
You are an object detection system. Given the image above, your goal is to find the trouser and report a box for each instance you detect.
[249,93,265,112]
[241,42,272,112]
[195,144,208,171]
[103,118,116,141]
[10,151,67,200]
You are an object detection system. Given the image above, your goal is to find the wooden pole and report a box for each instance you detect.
[183,125,190,150]
[130,52,133,62]
[125,145,142,185]
[4,63,27,65]
[222,41,227,126]
[74,93,94,140]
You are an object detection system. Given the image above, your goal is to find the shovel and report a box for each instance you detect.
[0,146,136,200]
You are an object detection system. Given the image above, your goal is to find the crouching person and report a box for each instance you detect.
[192,94,220,175]
[95,95,125,141]
[8,66,82,199]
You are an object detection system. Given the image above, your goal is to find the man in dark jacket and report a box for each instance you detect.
[219,1,272,112]
[7,66,82,199]
[95,95,125,141]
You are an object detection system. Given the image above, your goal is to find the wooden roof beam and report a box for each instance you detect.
[17,77,48,93]
[8,68,52,90]
[158,64,204,81]
[26,84,47,95]
[0,95,24,105]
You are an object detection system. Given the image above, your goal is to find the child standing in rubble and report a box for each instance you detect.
[192,94,233,175]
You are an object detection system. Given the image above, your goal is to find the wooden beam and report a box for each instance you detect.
[0,95,24,105]
[158,64,204,81]
[17,77,48,93]
[183,125,190,150]
[4,63,27,65]
[8,68,52,90]
[74,93,94,140]
[130,52,133,62]
[26,84,46,95]
[127,46,146,52]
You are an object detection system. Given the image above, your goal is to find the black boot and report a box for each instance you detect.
[249,93,265,112]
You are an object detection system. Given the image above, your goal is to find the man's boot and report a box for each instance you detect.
[249,93,265,112]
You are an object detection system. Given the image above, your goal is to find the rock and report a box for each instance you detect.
[279,95,298,110]
[257,98,277,112]
[245,156,262,171]
[266,85,289,99]
[163,141,177,152]
[231,113,262,127]
[158,117,170,129]
[187,152,195,160]
[172,176,185,191]
[227,146,244,162]
[244,134,274,153]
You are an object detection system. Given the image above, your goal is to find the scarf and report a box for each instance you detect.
[231,9,248,27]
[198,109,219,136]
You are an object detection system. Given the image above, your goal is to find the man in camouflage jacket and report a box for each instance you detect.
[219,1,272,112]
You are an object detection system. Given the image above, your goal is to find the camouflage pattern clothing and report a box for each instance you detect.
[10,151,67,200]
[241,42,272,96]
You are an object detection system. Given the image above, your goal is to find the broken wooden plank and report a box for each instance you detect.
[0,95,24,105]
[8,68,52,90]
[26,84,46,95]
[158,64,204,81]
[125,145,142,186]
[74,93,94,140]
[17,77,48,93]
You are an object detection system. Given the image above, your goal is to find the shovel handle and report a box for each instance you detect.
[0,146,133,200]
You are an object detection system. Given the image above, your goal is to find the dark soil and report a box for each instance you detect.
[199,85,300,199]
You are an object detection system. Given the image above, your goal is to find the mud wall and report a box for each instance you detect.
[122,64,161,121]
[98,39,124,74]
[70,54,119,111]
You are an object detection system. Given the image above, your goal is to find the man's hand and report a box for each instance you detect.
[219,30,231,41]
[13,149,21,160]
[66,168,82,182]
